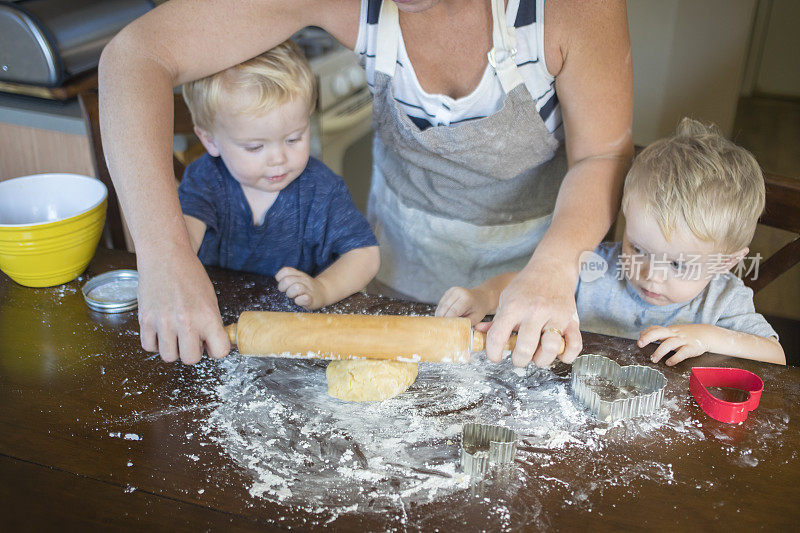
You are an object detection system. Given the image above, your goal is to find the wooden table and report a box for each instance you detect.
[0,247,797,531]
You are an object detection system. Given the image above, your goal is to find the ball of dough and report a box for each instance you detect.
[326,359,418,402]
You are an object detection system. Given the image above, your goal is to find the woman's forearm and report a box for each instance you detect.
[98,0,354,261]
[527,154,629,280]
[529,0,633,281]
[99,34,190,261]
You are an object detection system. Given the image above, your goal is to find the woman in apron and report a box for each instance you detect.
[99,0,633,367]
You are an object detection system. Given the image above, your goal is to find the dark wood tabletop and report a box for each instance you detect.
[0,247,797,531]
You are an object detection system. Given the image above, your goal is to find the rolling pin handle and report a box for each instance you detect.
[471,329,564,355]
[471,329,516,353]
[225,323,238,345]
[471,330,485,352]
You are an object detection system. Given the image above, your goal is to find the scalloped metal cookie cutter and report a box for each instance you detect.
[571,354,667,423]
[460,422,518,476]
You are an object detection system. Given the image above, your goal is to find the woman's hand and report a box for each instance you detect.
[276,266,329,310]
[435,286,493,325]
[137,250,230,365]
[485,259,581,367]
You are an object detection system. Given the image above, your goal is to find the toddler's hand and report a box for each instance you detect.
[638,324,716,366]
[435,286,492,325]
[275,267,328,310]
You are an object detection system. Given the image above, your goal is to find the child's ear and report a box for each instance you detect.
[194,126,221,157]
[721,247,749,272]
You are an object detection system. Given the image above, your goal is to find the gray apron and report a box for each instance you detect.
[368,0,567,303]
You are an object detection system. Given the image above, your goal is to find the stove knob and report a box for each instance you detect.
[331,74,351,98]
[347,66,366,87]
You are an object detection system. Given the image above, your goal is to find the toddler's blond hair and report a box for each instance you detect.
[182,40,316,131]
[623,118,765,253]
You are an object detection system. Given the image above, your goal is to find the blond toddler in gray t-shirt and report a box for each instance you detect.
[436,118,785,367]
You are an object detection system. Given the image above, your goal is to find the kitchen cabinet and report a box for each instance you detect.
[0,93,94,180]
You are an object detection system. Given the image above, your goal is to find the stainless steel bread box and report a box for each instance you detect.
[0,0,154,87]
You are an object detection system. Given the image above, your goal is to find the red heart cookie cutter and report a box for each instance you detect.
[689,367,763,423]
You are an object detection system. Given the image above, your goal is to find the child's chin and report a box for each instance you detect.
[646,296,672,306]
[265,173,297,188]
[635,285,669,305]
[251,176,293,192]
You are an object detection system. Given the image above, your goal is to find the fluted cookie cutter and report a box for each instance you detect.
[571,354,667,423]
[460,422,518,476]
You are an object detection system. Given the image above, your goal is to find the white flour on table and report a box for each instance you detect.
[199,352,658,524]
[195,346,791,529]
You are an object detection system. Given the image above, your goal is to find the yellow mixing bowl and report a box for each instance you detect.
[0,174,107,287]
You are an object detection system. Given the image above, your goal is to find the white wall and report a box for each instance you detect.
[754,0,800,97]
[628,0,758,145]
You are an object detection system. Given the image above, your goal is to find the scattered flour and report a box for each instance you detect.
[190,339,790,529]
[109,432,141,441]
[197,352,675,526]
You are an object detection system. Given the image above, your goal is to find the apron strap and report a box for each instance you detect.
[375,0,400,76]
[488,0,524,93]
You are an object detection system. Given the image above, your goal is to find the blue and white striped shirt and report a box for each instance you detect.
[355,0,563,135]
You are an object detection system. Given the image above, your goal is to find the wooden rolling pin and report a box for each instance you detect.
[226,311,564,363]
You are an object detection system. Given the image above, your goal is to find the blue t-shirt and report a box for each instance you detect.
[178,154,377,277]
[575,242,777,340]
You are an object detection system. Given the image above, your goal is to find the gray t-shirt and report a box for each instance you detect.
[575,242,777,340]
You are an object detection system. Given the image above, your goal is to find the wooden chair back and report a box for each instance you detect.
[745,172,800,294]
[78,90,195,249]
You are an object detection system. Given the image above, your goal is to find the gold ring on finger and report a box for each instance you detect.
[544,327,563,338]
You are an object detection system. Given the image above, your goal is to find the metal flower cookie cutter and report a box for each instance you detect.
[460,422,518,476]
[571,354,667,423]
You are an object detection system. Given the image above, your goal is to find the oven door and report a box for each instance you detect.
[319,86,374,214]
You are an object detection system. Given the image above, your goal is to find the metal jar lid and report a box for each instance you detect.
[81,269,139,313]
